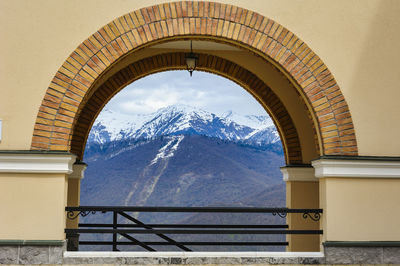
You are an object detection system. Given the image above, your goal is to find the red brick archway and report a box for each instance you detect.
[31,1,357,159]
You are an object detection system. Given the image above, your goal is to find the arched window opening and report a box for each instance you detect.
[79,71,286,251]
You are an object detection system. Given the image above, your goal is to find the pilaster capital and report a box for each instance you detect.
[0,151,76,174]
[280,165,317,182]
[68,162,87,179]
[312,156,400,178]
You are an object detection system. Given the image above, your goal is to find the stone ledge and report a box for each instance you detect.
[64,251,325,257]
[62,256,325,265]
[62,252,325,265]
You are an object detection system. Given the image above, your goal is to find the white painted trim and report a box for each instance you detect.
[64,251,324,258]
[312,159,400,178]
[68,163,87,179]
[0,153,76,174]
[280,167,317,182]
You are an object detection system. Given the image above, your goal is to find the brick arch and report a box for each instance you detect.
[69,53,302,163]
[31,1,357,157]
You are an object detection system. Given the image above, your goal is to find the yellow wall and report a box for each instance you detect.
[0,173,68,240]
[320,177,400,241]
[1,0,400,156]
[1,0,400,244]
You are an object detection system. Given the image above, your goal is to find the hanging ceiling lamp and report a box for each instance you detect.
[185,41,198,77]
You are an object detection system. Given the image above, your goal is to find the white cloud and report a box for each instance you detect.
[105,71,267,116]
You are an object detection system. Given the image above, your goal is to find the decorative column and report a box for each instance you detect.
[66,161,87,251]
[313,156,400,264]
[281,166,320,252]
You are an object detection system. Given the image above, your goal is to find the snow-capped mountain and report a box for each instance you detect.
[82,105,285,251]
[87,104,280,146]
[88,110,152,144]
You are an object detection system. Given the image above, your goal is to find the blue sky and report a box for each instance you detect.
[104,70,268,116]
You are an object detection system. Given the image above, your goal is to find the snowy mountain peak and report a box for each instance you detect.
[87,104,280,146]
[221,110,275,130]
[158,104,209,114]
[153,104,215,123]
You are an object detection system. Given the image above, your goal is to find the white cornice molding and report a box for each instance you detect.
[68,163,87,179]
[0,153,76,174]
[280,167,317,182]
[312,159,400,178]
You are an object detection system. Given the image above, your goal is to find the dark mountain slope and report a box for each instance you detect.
[81,135,284,208]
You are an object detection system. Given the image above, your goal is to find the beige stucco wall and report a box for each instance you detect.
[1,0,400,244]
[320,177,400,241]
[0,173,68,240]
[0,0,400,156]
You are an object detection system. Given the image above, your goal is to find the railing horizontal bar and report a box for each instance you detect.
[78,223,289,229]
[66,229,323,235]
[66,206,322,213]
[79,241,289,246]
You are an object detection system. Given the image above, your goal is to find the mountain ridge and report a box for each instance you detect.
[88,104,280,147]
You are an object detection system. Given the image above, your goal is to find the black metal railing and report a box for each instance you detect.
[65,206,322,251]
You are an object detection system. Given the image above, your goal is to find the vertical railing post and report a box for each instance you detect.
[112,211,118,251]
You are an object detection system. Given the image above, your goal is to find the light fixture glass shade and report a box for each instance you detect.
[185,54,198,77]
[185,41,198,77]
